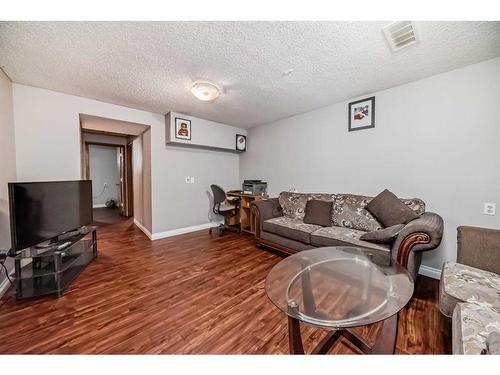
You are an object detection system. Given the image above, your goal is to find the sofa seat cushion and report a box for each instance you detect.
[452,302,500,354]
[278,192,336,221]
[440,262,500,317]
[263,217,322,244]
[310,225,391,253]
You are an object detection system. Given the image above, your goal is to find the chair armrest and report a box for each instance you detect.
[457,226,500,274]
[250,198,283,238]
[392,212,444,273]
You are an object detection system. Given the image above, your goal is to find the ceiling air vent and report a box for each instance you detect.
[382,21,418,51]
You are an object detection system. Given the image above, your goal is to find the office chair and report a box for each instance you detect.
[209,184,240,236]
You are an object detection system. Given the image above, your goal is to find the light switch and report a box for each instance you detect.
[484,203,496,216]
[185,176,191,184]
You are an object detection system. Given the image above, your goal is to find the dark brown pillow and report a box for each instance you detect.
[365,189,419,227]
[360,224,405,244]
[303,200,333,227]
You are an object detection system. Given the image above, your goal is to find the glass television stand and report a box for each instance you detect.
[13,226,98,299]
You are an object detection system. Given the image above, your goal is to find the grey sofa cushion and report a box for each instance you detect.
[452,302,500,354]
[332,194,383,232]
[310,226,390,253]
[263,216,321,244]
[303,200,333,227]
[360,224,405,244]
[439,262,500,318]
[365,189,419,227]
[278,192,335,221]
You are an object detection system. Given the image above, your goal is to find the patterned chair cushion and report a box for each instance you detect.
[278,192,336,221]
[310,225,391,253]
[439,262,500,317]
[263,216,322,244]
[452,302,500,354]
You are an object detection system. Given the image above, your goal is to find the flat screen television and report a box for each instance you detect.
[8,180,93,252]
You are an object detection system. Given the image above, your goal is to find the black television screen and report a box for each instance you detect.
[8,180,93,251]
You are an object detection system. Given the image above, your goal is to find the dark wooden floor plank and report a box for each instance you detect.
[0,212,451,354]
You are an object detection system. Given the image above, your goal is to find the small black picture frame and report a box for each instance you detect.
[235,134,247,152]
[348,96,375,132]
[175,117,191,140]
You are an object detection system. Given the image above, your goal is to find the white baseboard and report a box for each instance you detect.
[150,222,221,240]
[133,220,222,241]
[418,264,441,280]
[93,204,106,208]
[133,219,153,240]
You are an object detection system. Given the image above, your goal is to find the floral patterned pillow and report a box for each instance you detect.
[332,194,382,232]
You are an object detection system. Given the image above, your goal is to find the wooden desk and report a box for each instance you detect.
[227,192,268,235]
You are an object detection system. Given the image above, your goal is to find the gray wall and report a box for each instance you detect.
[89,145,120,207]
[0,69,16,291]
[240,57,500,271]
[12,85,240,236]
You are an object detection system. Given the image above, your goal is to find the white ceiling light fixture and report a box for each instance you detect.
[382,21,419,51]
[190,81,222,102]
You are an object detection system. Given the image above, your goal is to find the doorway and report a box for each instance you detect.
[79,114,152,233]
[86,143,125,217]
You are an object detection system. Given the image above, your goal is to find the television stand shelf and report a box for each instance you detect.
[13,227,98,299]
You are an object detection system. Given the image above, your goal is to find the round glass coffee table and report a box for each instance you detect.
[265,246,414,354]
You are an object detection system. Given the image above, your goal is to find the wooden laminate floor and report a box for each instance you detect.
[0,218,451,354]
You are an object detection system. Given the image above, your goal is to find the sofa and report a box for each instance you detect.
[439,226,500,354]
[251,191,444,279]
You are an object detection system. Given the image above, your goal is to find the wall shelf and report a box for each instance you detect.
[165,112,246,154]
[165,140,244,154]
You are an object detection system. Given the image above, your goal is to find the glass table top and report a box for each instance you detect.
[265,247,414,329]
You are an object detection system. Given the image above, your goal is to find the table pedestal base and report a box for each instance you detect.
[288,313,398,355]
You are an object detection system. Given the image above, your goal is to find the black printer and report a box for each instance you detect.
[242,180,268,196]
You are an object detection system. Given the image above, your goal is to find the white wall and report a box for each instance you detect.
[240,57,500,271]
[89,145,120,207]
[0,70,17,291]
[12,84,242,236]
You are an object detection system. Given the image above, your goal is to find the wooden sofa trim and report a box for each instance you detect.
[397,232,431,268]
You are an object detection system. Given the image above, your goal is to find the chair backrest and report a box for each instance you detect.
[457,226,500,274]
[211,184,226,205]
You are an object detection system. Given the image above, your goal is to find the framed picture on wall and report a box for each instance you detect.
[235,134,247,152]
[175,117,191,140]
[348,96,375,132]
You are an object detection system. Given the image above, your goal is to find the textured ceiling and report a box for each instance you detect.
[1,21,499,128]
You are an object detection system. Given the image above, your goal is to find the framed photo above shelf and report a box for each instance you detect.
[175,117,191,140]
[348,96,375,132]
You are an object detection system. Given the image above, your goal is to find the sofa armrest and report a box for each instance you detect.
[457,226,500,274]
[391,212,444,276]
[250,198,283,238]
